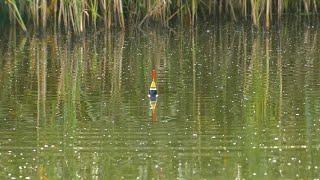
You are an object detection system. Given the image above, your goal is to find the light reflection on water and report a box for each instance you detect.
[0,24,319,179]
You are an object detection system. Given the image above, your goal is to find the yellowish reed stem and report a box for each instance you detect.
[266,0,270,29]
[42,0,47,29]
[251,0,258,27]
[278,0,283,20]
[192,0,197,26]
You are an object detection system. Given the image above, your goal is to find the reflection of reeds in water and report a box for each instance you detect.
[243,33,270,123]
[111,32,125,94]
[0,25,320,178]
[0,25,318,124]
[1,0,320,33]
[110,32,125,118]
[38,38,47,126]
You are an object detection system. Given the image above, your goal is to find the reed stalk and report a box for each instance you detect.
[41,0,47,29]
[266,0,271,29]
[278,0,283,20]
[114,0,125,29]
[314,0,318,13]
[191,0,197,26]
[251,0,259,27]
[6,0,27,31]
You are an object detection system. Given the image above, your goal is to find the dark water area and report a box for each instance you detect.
[0,24,319,179]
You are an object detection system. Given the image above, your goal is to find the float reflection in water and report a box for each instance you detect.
[149,99,157,122]
[148,69,158,122]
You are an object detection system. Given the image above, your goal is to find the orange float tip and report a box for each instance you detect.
[152,69,156,81]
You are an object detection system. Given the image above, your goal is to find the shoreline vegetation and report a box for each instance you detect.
[1,0,320,33]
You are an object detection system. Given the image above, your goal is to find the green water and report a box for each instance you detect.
[0,24,319,179]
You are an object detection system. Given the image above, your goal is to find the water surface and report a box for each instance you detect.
[0,24,320,179]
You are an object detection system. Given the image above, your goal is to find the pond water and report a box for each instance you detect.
[0,24,319,179]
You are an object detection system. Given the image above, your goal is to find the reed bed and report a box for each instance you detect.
[1,0,320,33]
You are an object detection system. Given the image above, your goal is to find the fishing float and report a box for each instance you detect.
[148,69,158,122]
[148,69,158,101]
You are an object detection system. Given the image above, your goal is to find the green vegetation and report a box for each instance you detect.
[0,0,319,33]
[0,0,320,33]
